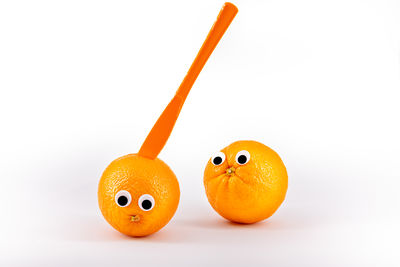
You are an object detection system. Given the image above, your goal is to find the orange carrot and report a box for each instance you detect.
[138,2,238,159]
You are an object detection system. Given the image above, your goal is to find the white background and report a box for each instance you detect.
[1,0,399,266]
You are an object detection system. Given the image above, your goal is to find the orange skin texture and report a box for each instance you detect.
[98,154,180,237]
[204,140,288,224]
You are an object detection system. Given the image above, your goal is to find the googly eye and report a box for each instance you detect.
[235,150,250,165]
[138,194,155,211]
[115,190,132,207]
[211,152,226,166]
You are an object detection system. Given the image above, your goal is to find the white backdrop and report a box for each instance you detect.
[1,0,399,266]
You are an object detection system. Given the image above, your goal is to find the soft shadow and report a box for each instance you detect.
[59,216,193,243]
[177,212,316,232]
[60,215,319,244]
[177,216,270,230]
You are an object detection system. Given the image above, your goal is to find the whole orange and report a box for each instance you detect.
[204,140,288,224]
[98,154,180,237]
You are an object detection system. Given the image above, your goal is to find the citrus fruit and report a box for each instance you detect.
[98,154,180,237]
[203,140,288,224]
[97,3,237,237]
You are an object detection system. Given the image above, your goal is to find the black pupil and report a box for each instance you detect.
[141,199,152,210]
[213,156,223,165]
[117,196,128,206]
[237,155,247,164]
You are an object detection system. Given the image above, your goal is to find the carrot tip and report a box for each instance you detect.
[224,2,238,13]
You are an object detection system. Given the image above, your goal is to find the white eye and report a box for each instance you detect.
[211,151,226,166]
[115,190,132,207]
[235,150,250,165]
[138,194,155,211]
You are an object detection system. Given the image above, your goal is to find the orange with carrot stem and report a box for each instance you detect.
[139,2,238,159]
[98,2,238,237]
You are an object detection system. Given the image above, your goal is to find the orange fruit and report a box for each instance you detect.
[98,154,180,237]
[204,140,288,224]
[97,3,237,237]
